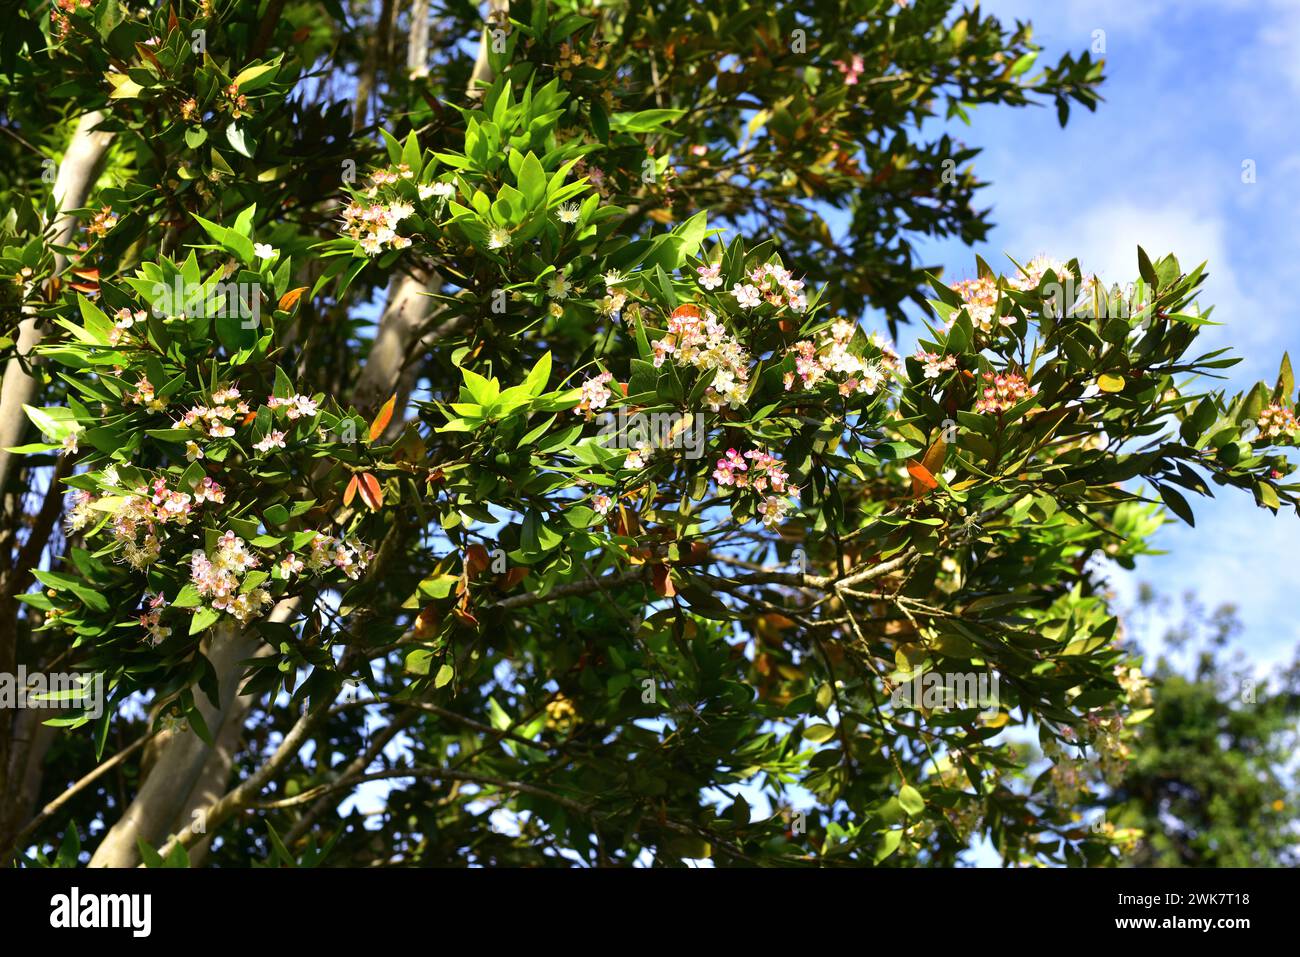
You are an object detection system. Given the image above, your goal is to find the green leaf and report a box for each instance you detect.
[1158,484,1195,526]
[898,784,925,817]
[190,606,221,635]
[517,152,546,207]
[610,108,686,132]
[802,723,836,743]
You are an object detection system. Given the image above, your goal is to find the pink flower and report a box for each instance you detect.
[576,372,615,418]
[696,262,723,290]
[834,54,866,85]
[973,371,1034,414]
[193,477,225,504]
[254,430,287,452]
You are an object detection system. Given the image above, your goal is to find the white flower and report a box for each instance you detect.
[697,263,723,290]
[604,270,625,287]
[731,283,762,309]
[488,227,511,250]
[432,181,456,200]
[253,430,286,453]
[556,202,581,224]
[253,243,277,260]
[545,273,572,300]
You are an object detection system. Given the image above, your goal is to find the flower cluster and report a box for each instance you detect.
[93,473,223,570]
[1257,403,1299,441]
[126,376,168,412]
[1010,255,1072,291]
[50,0,92,40]
[109,307,149,346]
[651,306,751,410]
[713,448,794,527]
[713,448,789,491]
[190,532,273,622]
[728,262,807,313]
[575,371,615,419]
[949,275,1007,334]
[418,181,456,203]
[1114,664,1152,709]
[1085,711,1132,785]
[304,532,372,580]
[914,349,958,380]
[86,205,118,239]
[696,262,724,290]
[266,393,321,420]
[833,54,866,86]
[139,594,170,646]
[339,197,414,256]
[974,371,1035,414]
[785,319,888,396]
[180,386,250,439]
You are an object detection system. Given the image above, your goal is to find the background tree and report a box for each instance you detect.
[1100,590,1300,868]
[0,0,1295,869]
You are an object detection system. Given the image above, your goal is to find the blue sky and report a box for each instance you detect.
[907,0,1300,679]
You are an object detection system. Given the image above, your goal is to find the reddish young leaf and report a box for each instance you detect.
[500,566,529,590]
[907,461,939,497]
[342,474,359,507]
[465,543,491,578]
[651,564,676,598]
[369,393,397,442]
[358,471,383,510]
[277,286,308,312]
[670,303,701,320]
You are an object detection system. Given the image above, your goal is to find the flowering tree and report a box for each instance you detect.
[1,0,1296,868]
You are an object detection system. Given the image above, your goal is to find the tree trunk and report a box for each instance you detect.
[0,110,113,858]
[0,110,113,495]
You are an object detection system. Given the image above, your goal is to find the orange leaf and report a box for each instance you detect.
[921,436,948,475]
[358,472,383,510]
[651,564,676,598]
[413,605,441,639]
[907,461,939,497]
[342,474,359,507]
[500,566,529,590]
[369,393,397,442]
[670,304,701,320]
[465,544,491,578]
[277,286,308,312]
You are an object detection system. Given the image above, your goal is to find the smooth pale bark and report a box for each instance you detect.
[87,619,267,866]
[0,110,113,500]
[0,110,113,858]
